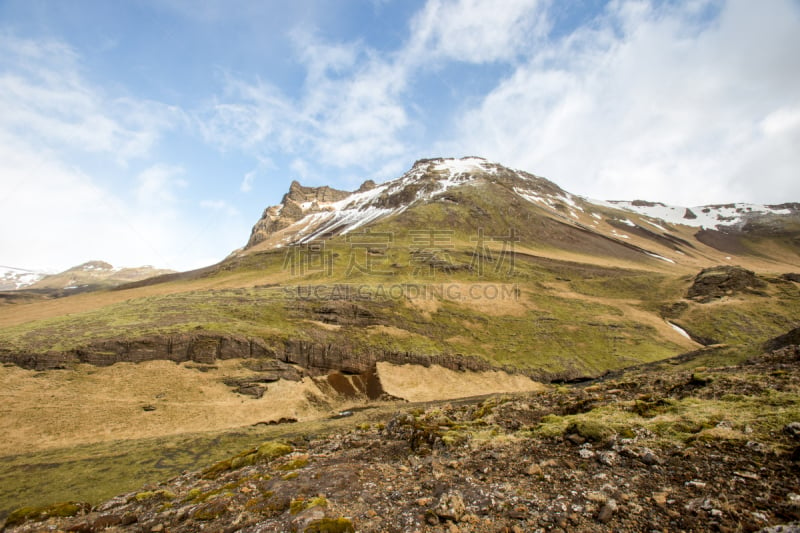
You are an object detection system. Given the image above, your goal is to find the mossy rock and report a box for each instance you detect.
[193,499,229,520]
[303,517,356,533]
[566,420,615,442]
[672,420,710,434]
[278,456,309,471]
[246,493,290,517]
[690,372,714,386]
[441,430,469,448]
[134,489,175,502]
[291,496,328,515]
[4,501,90,527]
[256,441,294,461]
[202,441,293,479]
[4,506,41,527]
[632,398,673,418]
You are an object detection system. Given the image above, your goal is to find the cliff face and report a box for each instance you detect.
[247,181,351,248]
[0,332,536,378]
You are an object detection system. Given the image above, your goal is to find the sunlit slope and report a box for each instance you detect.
[1,157,798,379]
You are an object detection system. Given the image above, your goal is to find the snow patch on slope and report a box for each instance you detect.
[282,157,504,243]
[0,266,47,290]
[591,200,793,230]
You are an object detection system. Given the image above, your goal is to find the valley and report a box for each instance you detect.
[0,157,798,530]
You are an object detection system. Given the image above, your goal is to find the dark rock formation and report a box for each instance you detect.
[686,265,766,302]
[764,327,800,352]
[0,332,538,381]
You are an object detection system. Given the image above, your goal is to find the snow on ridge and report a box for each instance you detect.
[431,157,493,176]
[287,157,503,240]
[587,198,794,230]
[0,266,47,290]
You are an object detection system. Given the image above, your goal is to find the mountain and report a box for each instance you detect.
[0,261,176,294]
[242,157,800,270]
[0,266,47,291]
[25,260,175,291]
[0,157,798,526]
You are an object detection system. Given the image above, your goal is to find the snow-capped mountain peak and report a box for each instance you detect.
[591,199,798,231]
[0,266,48,290]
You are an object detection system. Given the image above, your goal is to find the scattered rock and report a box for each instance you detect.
[756,524,800,533]
[596,451,618,467]
[579,448,595,459]
[597,500,617,523]
[435,491,466,522]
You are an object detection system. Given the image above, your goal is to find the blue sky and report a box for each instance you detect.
[1,0,799,271]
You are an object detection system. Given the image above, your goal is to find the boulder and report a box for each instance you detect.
[687,265,766,302]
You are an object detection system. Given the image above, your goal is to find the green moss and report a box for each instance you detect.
[230,453,257,470]
[290,496,328,515]
[566,420,615,442]
[278,456,309,471]
[4,501,89,527]
[282,472,299,481]
[303,517,356,533]
[290,498,306,515]
[256,441,294,461]
[134,489,175,502]
[441,430,469,448]
[4,506,41,527]
[203,441,293,479]
[472,398,498,420]
[185,488,204,502]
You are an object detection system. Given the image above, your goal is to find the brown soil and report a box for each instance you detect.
[6,345,800,532]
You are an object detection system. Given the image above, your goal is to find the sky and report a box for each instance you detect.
[1,0,799,272]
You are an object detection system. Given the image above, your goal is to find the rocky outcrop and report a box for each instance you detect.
[0,332,537,379]
[686,265,767,302]
[763,327,800,352]
[246,181,351,247]
[0,333,283,373]
[10,345,800,533]
[276,338,520,377]
[74,334,277,366]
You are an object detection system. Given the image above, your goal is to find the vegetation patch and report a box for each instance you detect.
[302,517,356,533]
[202,440,293,479]
[4,501,89,528]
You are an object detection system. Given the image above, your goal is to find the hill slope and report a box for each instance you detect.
[4,339,800,532]
[0,157,798,524]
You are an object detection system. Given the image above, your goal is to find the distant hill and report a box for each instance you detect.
[0,266,47,291]
[242,156,800,270]
[17,261,174,291]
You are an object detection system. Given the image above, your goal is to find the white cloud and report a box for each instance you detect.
[240,170,256,192]
[406,0,548,64]
[450,0,800,205]
[0,33,181,163]
[135,165,187,206]
[200,199,240,216]
[199,33,412,178]
[0,34,204,271]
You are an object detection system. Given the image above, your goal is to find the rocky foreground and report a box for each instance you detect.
[4,342,800,532]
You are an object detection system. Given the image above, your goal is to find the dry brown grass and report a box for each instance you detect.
[0,358,549,456]
[376,362,547,402]
[0,360,332,454]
